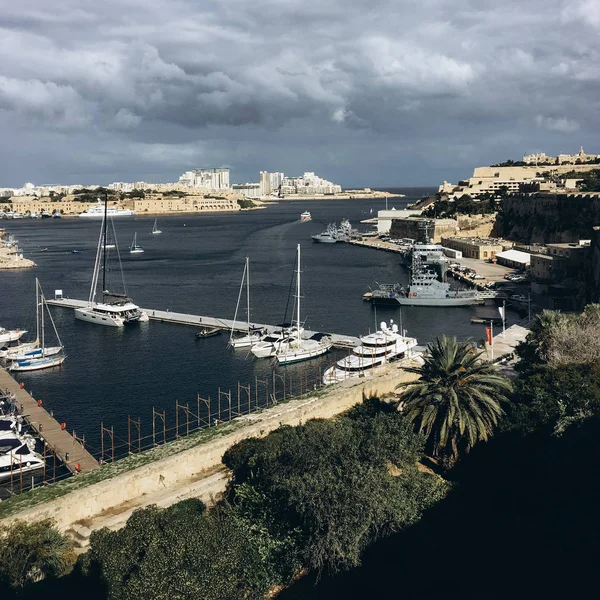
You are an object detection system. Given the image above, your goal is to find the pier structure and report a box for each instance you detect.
[45,298,361,348]
[0,367,99,474]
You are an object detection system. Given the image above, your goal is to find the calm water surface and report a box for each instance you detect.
[0,189,512,451]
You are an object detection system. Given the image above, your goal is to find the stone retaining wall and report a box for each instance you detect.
[3,364,419,531]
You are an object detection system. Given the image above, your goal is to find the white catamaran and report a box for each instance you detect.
[75,198,149,327]
[275,245,331,365]
[8,280,66,372]
[229,257,265,348]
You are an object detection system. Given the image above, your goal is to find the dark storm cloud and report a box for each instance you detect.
[0,0,599,186]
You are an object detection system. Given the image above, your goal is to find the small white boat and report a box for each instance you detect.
[251,330,292,358]
[9,355,65,372]
[0,327,26,345]
[0,339,38,359]
[0,436,45,481]
[152,219,162,235]
[130,233,144,254]
[300,211,312,222]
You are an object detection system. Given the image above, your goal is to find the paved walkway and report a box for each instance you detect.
[485,321,531,362]
[0,367,98,473]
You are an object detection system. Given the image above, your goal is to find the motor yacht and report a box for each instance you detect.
[323,320,418,384]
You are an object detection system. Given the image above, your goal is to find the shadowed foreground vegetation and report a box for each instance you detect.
[6,316,600,598]
[1,401,447,599]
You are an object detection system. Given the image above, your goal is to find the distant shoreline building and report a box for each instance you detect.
[523,147,599,165]
[178,168,230,190]
[280,172,342,196]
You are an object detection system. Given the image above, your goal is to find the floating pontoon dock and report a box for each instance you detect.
[45,297,361,349]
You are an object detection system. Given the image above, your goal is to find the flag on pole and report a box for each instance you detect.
[485,327,493,345]
[498,306,505,320]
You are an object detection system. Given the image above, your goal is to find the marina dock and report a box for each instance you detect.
[0,367,99,474]
[45,298,361,349]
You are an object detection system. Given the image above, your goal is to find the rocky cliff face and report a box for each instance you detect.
[499,194,600,243]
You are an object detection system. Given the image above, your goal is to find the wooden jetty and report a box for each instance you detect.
[45,298,361,348]
[0,367,99,474]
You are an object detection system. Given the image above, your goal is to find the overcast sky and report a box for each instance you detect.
[1,0,599,188]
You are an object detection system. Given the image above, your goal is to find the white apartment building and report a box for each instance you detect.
[232,183,261,198]
[269,172,284,191]
[259,171,271,197]
[178,168,230,190]
[280,172,342,195]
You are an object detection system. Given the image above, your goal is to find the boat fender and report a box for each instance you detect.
[61,422,66,430]
[37,399,42,407]
[19,382,24,389]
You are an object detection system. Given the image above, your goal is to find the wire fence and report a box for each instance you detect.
[1,358,346,497]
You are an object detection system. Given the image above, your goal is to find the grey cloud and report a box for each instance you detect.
[0,0,598,186]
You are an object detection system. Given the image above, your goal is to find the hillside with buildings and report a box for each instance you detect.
[415,147,600,310]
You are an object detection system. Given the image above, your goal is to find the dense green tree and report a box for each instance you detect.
[0,519,75,589]
[398,336,512,463]
[224,405,447,574]
[85,500,272,600]
[508,362,600,435]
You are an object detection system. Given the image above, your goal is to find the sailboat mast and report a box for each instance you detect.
[246,257,250,336]
[296,244,301,340]
[40,282,45,357]
[102,192,108,297]
[35,278,40,345]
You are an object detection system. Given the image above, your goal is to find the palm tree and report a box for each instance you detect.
[397,336,512,464]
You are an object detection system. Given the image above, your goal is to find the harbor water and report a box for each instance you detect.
[0,189,517,454]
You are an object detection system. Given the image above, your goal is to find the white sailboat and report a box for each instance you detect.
[130,233,144,254]
[275,245,331,365]
[5,280,63,362]
[9,280,65,372]
[229,258,265,349]
[75,198,149,327]
[152,219,162,235]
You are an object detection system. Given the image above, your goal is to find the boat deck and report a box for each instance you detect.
[0,367,99,474]
[46,298,361,348]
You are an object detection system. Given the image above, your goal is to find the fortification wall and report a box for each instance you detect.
[499,193,600,243]
[456,214,498,238]
[2,365,419,532]
[389,218,458,243]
